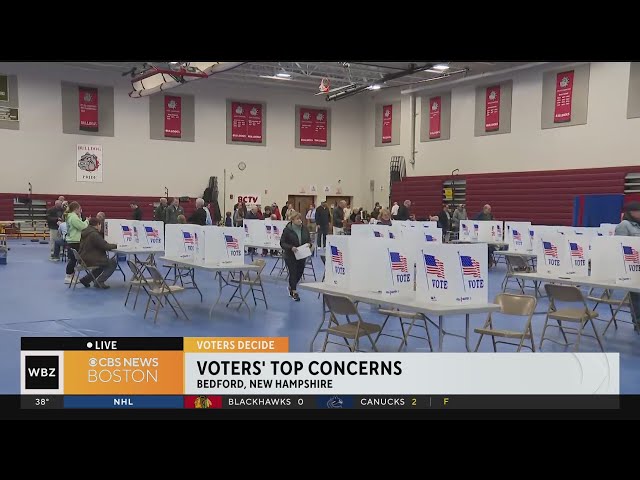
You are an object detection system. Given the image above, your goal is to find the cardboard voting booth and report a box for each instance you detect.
[476,221,503,243]
[614,236,640,286]
[415,243,488,305]
[244,219,269,245]
[505,222,532,252]
[459,220,479,242]
[395,220,438,229]
[104,219,139,249]
[165,224,202,261]
[134,221,164,250]
[351,224,402,240]
[199,227,245,265]
[269,220,288,246]
[325,235,414,296]
[590,236,619,281]
[598,224,617,237]
[537,232,575,276]
[564,235,589,277]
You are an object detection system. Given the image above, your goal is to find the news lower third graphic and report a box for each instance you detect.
[19,337,620,410]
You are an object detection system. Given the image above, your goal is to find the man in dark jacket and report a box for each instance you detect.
[280,212,311,301]
[78,218,118,289]
[438,204,452,238]
[475,204,494,221]
[47,200,64,259]
[315,200,330,247]
[154,198,168,222]
[131,202,143,221]
[165,198,185,224]
[188,198,208,225]
[396,200,412,221]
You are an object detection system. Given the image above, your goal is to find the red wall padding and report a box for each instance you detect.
[392,166,634,225]
[0,193,197,221]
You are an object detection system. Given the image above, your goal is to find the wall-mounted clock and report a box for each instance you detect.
[238,161,247,171]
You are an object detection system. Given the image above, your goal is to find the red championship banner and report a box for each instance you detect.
[314,109,327,146]
[79,87,98,131]
[231,102,248,141]
[429,96,441,139]
[299,108,314,145]
[164,95,182,138]
[554,70,575,123]
[382,104,392,143]
[485,85,501,132]
[246,103,263,143]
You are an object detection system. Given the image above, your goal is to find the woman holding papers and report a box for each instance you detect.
[280,212,312,302]
[615,201,640,330]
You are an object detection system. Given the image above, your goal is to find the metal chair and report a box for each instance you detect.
[143,265,190,323]
[227,259,268,309]
[587,288,633,335]
[474,293,537,352]
[540,284,604,352]
[302,255,317,281]
[321,294,381,352]
[163,262,203,302]
[68,248,99,290]
[502,254,537,294]
[125,260,154,310]
[375,308,433,352]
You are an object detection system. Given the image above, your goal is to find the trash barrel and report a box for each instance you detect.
[0,246,7,265]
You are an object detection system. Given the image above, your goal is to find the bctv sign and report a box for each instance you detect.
[234,195,261,205]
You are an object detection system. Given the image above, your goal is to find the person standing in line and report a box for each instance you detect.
[165,198,184,224]
[315,200,330,247]
[47,199,64,261]
[615,202,640,331]
[333,200,346,235]
[130,202,143,221]
[475,204,494,221]
[280,212,311,302]
[64,202,89,284]
[154,198,168,222]
[391,201,399,219]
[376,208,393,225]
[396,200,412,221]
[451,204,467,232]
[188,198,208,226]
[271,203,281,220]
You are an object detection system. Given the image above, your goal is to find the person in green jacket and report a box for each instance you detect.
[64,201,90,284]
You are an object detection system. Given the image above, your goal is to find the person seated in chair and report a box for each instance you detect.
[78,218,118,289]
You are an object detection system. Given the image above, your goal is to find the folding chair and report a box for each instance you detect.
[163,262,203,302]
[474,293,537,352]
[321,294,381,352]
[302,255,316,281]
[540,284,604,352]
[125,260,154,310]
[226,259,268,309]
[502,255,538,295]
[143,265,191,323]
[68,248,99,290]
[375,308,433,352]
[587,288,633,335]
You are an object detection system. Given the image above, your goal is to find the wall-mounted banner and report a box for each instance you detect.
[0,106,18,121]
[231,102,263,142]
[76,144,103,183]
[79,87,99,131]
[0,75,8,102]
[299,108,328,146]
[554,70,575,123]
[164,95,182,138]
[382,104,392,143]
[429,96,441,139]
[485,86,500,131]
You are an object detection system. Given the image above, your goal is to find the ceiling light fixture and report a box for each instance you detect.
[276,72,291,78]
[431,64,450,71]
[258,74,292,81]
[367,84,382,90]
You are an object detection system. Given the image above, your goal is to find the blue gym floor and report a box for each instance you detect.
[1,239,640,394]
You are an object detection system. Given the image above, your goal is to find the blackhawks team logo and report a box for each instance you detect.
[78,152,99,172]
[194,396,212,409]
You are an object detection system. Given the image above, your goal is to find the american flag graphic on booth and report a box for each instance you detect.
[473,224,479,234]
[389,232,395,239]
[569,242,584,258]
[460,255,481,277]
[330,246,344,266]
[266,225,272,234]
[543,241,558,257]
[389,251,408,272]
[512,229,522,241]
[462,224,469,236]
[623,245,640,263]
[183,232,194,244]
[425,234,436,242]
[373,231,383,237]
[145,226,159,237]
[121,225,132,238]
[244,224,248,234]
[424,254,445,279]
[225,235,239,249]
[272,225,280,237]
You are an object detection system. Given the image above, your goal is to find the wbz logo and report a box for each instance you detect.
[25,356,59,389]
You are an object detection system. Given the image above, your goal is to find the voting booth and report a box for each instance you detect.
[200,227,245,265]
[590,236,619,281]
[104,219,139,249]
[476,221,503,243]
[325,235,414,296]
[505,222,532,252]
[269,220,288,246]
[395,220,438,229]
[536,232,576,276]
[351,224,400,240]
[134,221,164,250]
[563,234,589,277]
[614,236,640,286]
[244,219,269,245]
[459,220,479,242]
[165,224,202,261]
[598,224,617,237]
[415,243,488,305]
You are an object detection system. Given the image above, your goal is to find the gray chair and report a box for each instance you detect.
[125,260,154,310]
[474,293,537,352]
[375,308,433,352]
[68,248,99,290]
[143,265,190,323]
[227,259,268,309]
[321,294,381,352]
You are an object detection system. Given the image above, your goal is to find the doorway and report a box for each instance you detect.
[287,195,316,223]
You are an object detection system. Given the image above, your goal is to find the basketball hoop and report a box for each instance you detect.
[319,77,330,93]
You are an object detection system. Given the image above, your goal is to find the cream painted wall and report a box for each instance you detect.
[362,62,640,207]
[0,62,366,209]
